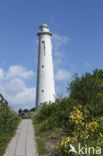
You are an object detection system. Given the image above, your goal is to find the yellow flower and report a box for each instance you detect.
[100,133,103,137]
[52,145,54,149]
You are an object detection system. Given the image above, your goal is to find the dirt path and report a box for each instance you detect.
[4,119,38,156]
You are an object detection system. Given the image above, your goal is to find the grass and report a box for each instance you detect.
[34,123,49,155]
[33,121,69,156]
[0,105,21,156]
[36,139,48,155]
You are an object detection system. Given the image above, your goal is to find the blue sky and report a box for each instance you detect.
[0,0,103,110]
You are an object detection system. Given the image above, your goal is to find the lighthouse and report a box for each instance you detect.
[36,24,55,107]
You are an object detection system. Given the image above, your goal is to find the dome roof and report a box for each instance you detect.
[41,23,49,28]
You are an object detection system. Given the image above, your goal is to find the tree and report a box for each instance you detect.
[67,69,103,117]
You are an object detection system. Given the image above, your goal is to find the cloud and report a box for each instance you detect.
[7,87,36,107]
[5,78,26,95]
[55,68,71,81]
[52,33,72,83]
[0,65,36,111]
[15,88,35,105]
[52,34,70,51]
[52,34,71,58]
[52,34,70,69]
[6,65,35,79]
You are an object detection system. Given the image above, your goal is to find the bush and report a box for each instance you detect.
[68,69,103,117]
[34,97,77,131]
[0,105,21,155]
[34,69,103,130]
[34,68,103,155]
[30,108,35,112]
[54,105,103,155]
[23,109,29,113]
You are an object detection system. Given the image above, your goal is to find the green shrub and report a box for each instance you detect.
[68,69,103,117]
[34,97,77,131]
[0,105,21,156]
[33,68,103,156]
[54,105,103,156]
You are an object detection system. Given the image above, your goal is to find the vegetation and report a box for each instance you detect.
[33,69,103,155]
[0,105,21,156]
[34,123,49,155]
[54,105,103,155]
[34,97,77,131]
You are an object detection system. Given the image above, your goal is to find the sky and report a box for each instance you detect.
[0,0,103,111]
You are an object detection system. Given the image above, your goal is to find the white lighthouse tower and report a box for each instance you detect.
[36,24,55,107]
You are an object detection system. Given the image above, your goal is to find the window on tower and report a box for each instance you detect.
[41,90,44,92]
[42,41,45,56]
[42,65,44,68]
